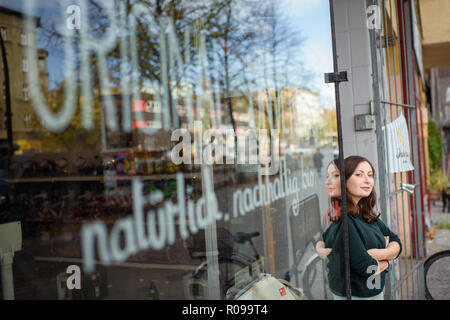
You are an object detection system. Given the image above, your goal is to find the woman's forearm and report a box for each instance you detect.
[367,242,401,261]
[383,242,401,260]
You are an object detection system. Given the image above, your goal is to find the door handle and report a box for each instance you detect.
[401,183,418,194]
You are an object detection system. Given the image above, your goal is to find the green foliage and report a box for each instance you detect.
[429,167,447,190]
[428,120,443,170]
[438,220,450,230]
[36,82,102,152]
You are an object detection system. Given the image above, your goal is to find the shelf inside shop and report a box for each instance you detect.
[6,172,199,183]
[25,217,188,225]
[25,218,96,224]
[24,218,120,224]
[32,256,199,271]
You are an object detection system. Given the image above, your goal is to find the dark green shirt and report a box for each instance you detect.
[322,213,402,298]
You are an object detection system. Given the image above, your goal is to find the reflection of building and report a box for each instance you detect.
[99,93,133,152]
[0,6,47,153]
[292,88,323,139]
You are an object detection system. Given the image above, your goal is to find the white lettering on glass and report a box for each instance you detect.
[66,265,81,289]
[366,265,381,290]
[81,158,314,273]
[366,5,381,30]
[25,0,77,132]
[66,5,81,30]
[129,4,163,135]
[25,1,286,135]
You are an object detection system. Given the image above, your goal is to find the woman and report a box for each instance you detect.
[326,158,342,223]
[315,156,402,300]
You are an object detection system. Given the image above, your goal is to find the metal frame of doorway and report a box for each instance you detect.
[367,0,426,300]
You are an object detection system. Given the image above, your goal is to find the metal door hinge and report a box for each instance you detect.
[324,71,348,84]
[376,35,396,48]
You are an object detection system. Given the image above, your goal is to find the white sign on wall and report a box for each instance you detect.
[386,113,414,173]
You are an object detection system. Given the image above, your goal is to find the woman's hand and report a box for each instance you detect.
[369,236,394,275]
[315,241,332,259]
[375,260,390,275]
[317,247,332,259]
[367,236,390,261]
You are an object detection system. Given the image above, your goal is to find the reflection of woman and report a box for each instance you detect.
[315,156,402,300]
[316,159,341,259]
[318,159,341,236]
[326,159,341,223]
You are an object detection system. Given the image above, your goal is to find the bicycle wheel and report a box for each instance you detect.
[189,257,249,300]
[302,254,325,300]
[424,250,450,300]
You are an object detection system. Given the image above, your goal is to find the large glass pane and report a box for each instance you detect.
[0,0,337,299]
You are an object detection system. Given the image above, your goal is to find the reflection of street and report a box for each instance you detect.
[210,151,335,299]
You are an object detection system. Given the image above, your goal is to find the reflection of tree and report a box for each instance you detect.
[315,108,337,147]
[252,0,312,138]
[37,0,233,119]
[323,108,337,134]
[254,1,306,91]
[34,0,313,146]
[200,0,314,163]
[31,80,102,152]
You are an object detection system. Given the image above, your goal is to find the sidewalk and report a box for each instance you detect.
[426,200,450,256]
[424,200,450,300]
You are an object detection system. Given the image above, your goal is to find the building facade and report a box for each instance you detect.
[0,6,47,153]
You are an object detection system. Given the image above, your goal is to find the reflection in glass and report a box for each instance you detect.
[0,0,337,299]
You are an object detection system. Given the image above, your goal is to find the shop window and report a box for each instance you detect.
[21,32,28,46]
[0,26,6,41]
[38,57,45,72]
[22,57,28,72]
[24,111,32,128]
[23,84,29,101]
[8,0,339,301]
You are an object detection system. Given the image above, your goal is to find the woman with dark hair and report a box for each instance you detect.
[316,155,402,300]
[316,159,341,260]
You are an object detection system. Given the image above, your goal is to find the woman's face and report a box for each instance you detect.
[346,161,374,203]
[326,163,341,198]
